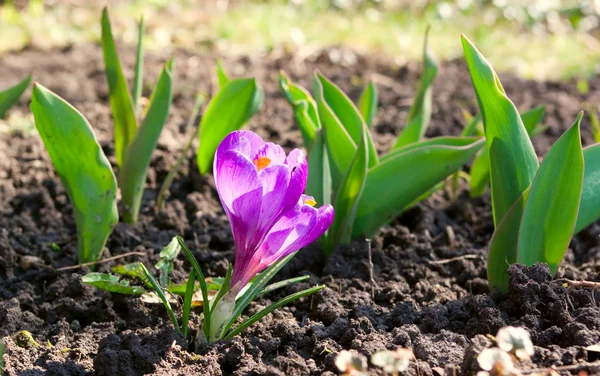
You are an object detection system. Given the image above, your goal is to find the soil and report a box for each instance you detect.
[1,42,600,376]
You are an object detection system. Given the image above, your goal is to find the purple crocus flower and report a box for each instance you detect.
[214,131,334,293]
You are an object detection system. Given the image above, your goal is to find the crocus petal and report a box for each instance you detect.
[239,200,334,284]
[247,164,291,248]
[283,149,308,209]
[254,143,287,165]
[231,204,300,289]
[214,149,263,256]
[214,131,265,172]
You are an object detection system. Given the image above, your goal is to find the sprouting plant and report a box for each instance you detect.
[156,62,263,209]
[477,326,534,376]
[371,348,414,376]
[462,105,547,198]
[195,60,264,175]
[101,8,174,223]
[0,75,31,119]
[280,29,484,253]
[335,350,368,376]
[29,9,174,264]
[462,35,600,292]
[31,84,120,264]
[84,131,332,344]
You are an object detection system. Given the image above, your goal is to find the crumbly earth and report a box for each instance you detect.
[1,43,599,376]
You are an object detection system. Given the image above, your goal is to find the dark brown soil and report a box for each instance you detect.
[1,42,600,376]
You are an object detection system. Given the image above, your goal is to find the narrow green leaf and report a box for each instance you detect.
[487,190,529,292]
[258,276,310,297]
[177,236,211,339]
[393,27,437,148]
[222,253,295,338]
[590,106,600,143]
[469,146,491,198]
[216,60,230,89]
[31,84,118,264]
[155,237,181,288]
[306,129,332,207]
[576,144,600,232]
[357,81,378,128]
[0,75,31,119]
[112,262,147,282]
[314,72,378,168]
[181,269,196,338]
[279,71,319,149]
[224,284,325,340]
[101,7,138,167]
[140,263,180,333]
[209,265,232,316]
[469,107,546,198]
[353,138,484,238]
[120,60,173,223]
[518,114,584,274]
[462,35,539,226]
[132,15,144,109]
[82,273,145,295]
[382,136,480,162]
[460,111,482,137]
[326,128,369,253]
[197,78,263,174]
[521,105,545,134]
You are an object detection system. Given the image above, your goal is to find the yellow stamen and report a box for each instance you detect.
[253,156,271,172]
[305,198,317,207]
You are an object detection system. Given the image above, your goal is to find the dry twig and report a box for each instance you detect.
[54,252,145,272]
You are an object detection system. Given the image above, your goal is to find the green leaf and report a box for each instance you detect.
[258,275,310,297]
[393,27,437,148]
[469,107,546,198]
[155,93,205,211]
[462,35,539,226]
[306,129,332,207]
[155,237,181,288]
[82,273,145,295]
[521,105,545,134]
[177,236,211,340]
[120,60,173,223]
[112,262,147,282]
[576,144,600,233]
[216,60,230,89]
[590,105,600,143]
[518,114,584,274]
[326,128,369,253]
[181,269,196,338]
[31,84,118,264]
[487,189,529,292]
[0,75,31,119]
[353,137,484,238]
[101,7,138,167]
[357,81,378,128]
[224,284,325,340]
[132,15,144,109]
[382,136,480,162]
[314,73,378,191]
[140,263,180,333]
[222,253,296,339]
[197,78,263,174]
[279,71,319,150]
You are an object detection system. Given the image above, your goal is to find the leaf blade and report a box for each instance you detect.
[197,78,263,174]
[120,60,174,223]
[517,114,584,274]
[462,35,539,226]
[357,81,378,128]
[101,7,138,167]
[30,83,118,264]
[0,75,31,119]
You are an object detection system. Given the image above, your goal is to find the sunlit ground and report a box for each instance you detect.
[0,0,599,80]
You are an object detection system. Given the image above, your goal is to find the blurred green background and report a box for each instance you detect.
[1,0,599,79]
